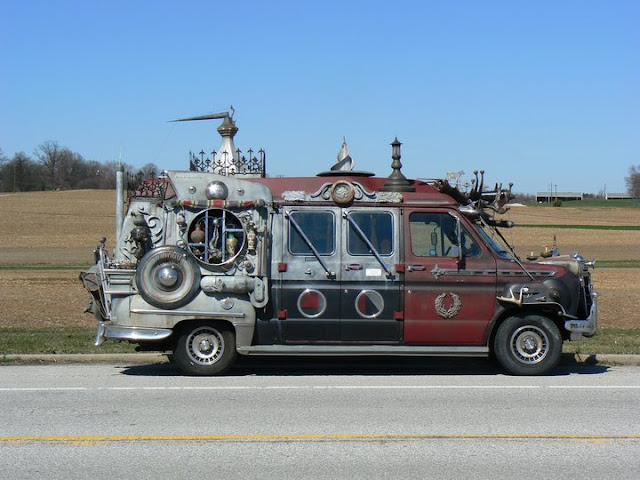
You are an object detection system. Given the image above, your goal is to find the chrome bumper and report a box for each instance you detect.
[94,322,173,346]
[564,292,598,339]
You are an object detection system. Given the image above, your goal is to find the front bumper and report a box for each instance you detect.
[564,291,598,339]
[94,322,173,346]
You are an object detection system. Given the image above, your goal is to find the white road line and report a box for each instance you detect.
[0,385,639,392]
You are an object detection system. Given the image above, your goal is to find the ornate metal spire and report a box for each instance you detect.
[331,138,355,171]
[381,137,414,192]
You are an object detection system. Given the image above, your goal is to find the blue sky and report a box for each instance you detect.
[1,0,638,194]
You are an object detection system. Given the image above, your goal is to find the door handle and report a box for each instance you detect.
[345,264,363,271]
[407,265,426,272]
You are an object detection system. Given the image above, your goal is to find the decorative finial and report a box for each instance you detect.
[330,138,355,171]
[381,137,414,192]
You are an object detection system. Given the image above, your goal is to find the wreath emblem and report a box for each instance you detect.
[435,292,462,319]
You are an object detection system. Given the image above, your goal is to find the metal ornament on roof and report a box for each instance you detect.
[189,148,265,177]
[331,138,355,172]
[171,109,266,177]
[317,139,374,177]
[126,172,170,201]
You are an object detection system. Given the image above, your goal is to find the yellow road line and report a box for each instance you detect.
[1,434,639,443]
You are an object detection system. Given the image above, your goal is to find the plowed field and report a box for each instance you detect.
[1,191,638,329]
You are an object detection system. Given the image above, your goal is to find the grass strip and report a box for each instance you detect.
[0,326,137,355]
[563,328,640,355]
[515,224,640,230]
[595,260,640,268]
[0,327,638,356]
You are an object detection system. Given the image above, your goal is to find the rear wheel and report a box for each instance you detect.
[494,314,562,376]
[173,323,236,376]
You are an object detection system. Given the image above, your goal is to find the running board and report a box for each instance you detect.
[238,345,488,357]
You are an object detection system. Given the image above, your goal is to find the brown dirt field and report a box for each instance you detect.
[589,268,640,329]
[504,227,640,261]
[502,206,640,226]
[0,270,90,328]
[0,190,116,264]
[1,191,639,329]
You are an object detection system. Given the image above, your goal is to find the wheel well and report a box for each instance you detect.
[488,308,566,352]
[173,319,236,339]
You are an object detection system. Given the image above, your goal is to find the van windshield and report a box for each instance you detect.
[473,223,512,260]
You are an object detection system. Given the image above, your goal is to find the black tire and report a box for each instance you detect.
[494,314,562,376]
[173,323,237,376]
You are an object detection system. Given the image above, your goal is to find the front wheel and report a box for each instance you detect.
[494,315,562,376]
[173,323,237,376]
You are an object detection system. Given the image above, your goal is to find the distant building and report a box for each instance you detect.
[536,191,584,202]
[605,193,633,200]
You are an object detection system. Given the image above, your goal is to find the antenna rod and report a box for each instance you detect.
[169,112,230,122]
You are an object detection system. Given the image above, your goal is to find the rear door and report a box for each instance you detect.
[279,207,341,342]
[277,206,402,344]
[340,208,402,343]
[403,209,497,345]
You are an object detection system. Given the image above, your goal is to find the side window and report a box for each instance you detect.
[409,212,479,257]
[289,211,335,255]
[348,211,393,256]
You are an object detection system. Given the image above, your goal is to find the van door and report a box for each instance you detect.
[340,208,402,343]
[403,209,497,345]
[279,207,341,342]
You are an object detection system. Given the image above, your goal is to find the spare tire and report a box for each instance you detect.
[136,246,201,309]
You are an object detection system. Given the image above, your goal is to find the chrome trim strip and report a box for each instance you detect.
[96,323,173,345]
[238,345,488,356]
[130,308,245,318]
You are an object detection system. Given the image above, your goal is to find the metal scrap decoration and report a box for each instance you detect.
[189,148,266,177]
[435,292,462,319]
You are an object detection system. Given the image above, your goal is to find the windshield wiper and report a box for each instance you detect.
[286,212,335,279]
[344,212,393,278]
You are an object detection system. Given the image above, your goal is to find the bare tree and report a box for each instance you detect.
[36,140,64,189]
[0,151,43,192]
[626,165,640,198]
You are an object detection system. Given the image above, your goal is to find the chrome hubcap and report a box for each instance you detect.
[187,327,224,365]
[510,326,548,364]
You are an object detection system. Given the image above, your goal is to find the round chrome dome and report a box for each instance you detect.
[205,181,228,200]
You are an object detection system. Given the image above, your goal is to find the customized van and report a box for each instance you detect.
[80,112,597,375]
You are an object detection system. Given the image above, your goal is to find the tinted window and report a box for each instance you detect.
[289,211,335,255]
[348,212,393,255]
[410,212,479,257]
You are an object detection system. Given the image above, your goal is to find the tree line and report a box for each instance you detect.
[2,141,639,198]
[0,141,157,193]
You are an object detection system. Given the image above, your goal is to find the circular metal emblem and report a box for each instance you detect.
[355,290,385,319]
[435,292,462,319]
[297,289,327,318]
[136,246,201,309]
[330,181,355,205]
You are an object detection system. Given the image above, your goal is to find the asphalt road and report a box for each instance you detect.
[1,358,639,479]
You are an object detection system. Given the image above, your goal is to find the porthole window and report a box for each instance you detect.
[297,289,327,318]
[355,290,385,318]
[187,209,245,265]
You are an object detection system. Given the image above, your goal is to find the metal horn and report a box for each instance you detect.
[169,111,231,123]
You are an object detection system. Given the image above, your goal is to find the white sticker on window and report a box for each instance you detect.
[365,268,382,277]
